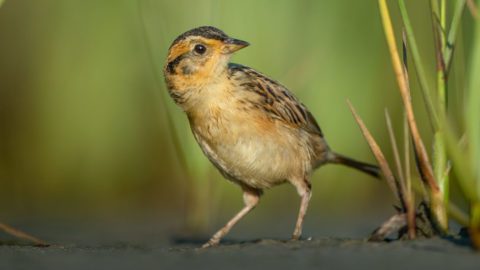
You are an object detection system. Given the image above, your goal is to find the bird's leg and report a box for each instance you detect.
[0,222,48,246]
[291,177,312,240]
[202,187,261,248]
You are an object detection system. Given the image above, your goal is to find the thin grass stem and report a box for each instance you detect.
[0,222,48,246]
[467,0,479,19]
[403,112,416,239]
[385,110,406,192]
[385,109,415,239]
[397,0,440,129]
[348,101,403,207]
[445,0,467,73]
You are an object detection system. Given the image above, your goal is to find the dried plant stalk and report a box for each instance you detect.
[467,0,478,19]
[347,101,403,206]
[0,222,48,246]
[369,213,407,241]
[385,109,415,239]
[385,110,405,188]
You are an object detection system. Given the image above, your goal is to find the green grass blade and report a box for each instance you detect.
[468,14,480,193]
[429,0,450,215]
[433,132,449,203]
[471,203,480,248]
[445,0,467,73]
[398,0,440,129]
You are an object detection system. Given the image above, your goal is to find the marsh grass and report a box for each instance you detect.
[366,0,480,248]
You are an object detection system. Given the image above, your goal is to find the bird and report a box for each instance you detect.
[163,26,380,248]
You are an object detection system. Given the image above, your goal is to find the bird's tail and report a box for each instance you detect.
[328,152,380,179]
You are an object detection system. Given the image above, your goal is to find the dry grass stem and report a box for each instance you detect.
[347,101,402,206]
[0,222,48,247]
[384,110,406,198]
[369,213,407,241]
[467,0,478,19]
[385,109,416,239]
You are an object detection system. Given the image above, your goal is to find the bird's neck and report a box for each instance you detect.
[168,68,231,113]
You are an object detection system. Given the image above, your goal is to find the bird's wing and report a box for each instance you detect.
[229,64,323,137]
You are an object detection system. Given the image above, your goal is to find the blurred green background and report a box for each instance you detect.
[0,0,472,233]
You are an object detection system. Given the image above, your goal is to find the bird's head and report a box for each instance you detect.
[164,26,249,82]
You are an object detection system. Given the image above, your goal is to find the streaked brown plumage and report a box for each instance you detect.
[163,26,379,248]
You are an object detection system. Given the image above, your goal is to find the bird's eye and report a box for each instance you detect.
[194,44,206,55]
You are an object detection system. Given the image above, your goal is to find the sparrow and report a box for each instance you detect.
[163,26,379,248]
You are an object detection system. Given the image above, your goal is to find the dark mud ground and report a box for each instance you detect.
[1,217,479,270]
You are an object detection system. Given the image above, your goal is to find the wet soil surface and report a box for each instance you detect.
[0,220,479,270]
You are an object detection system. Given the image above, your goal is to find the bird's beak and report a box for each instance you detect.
[223,38,250,53]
